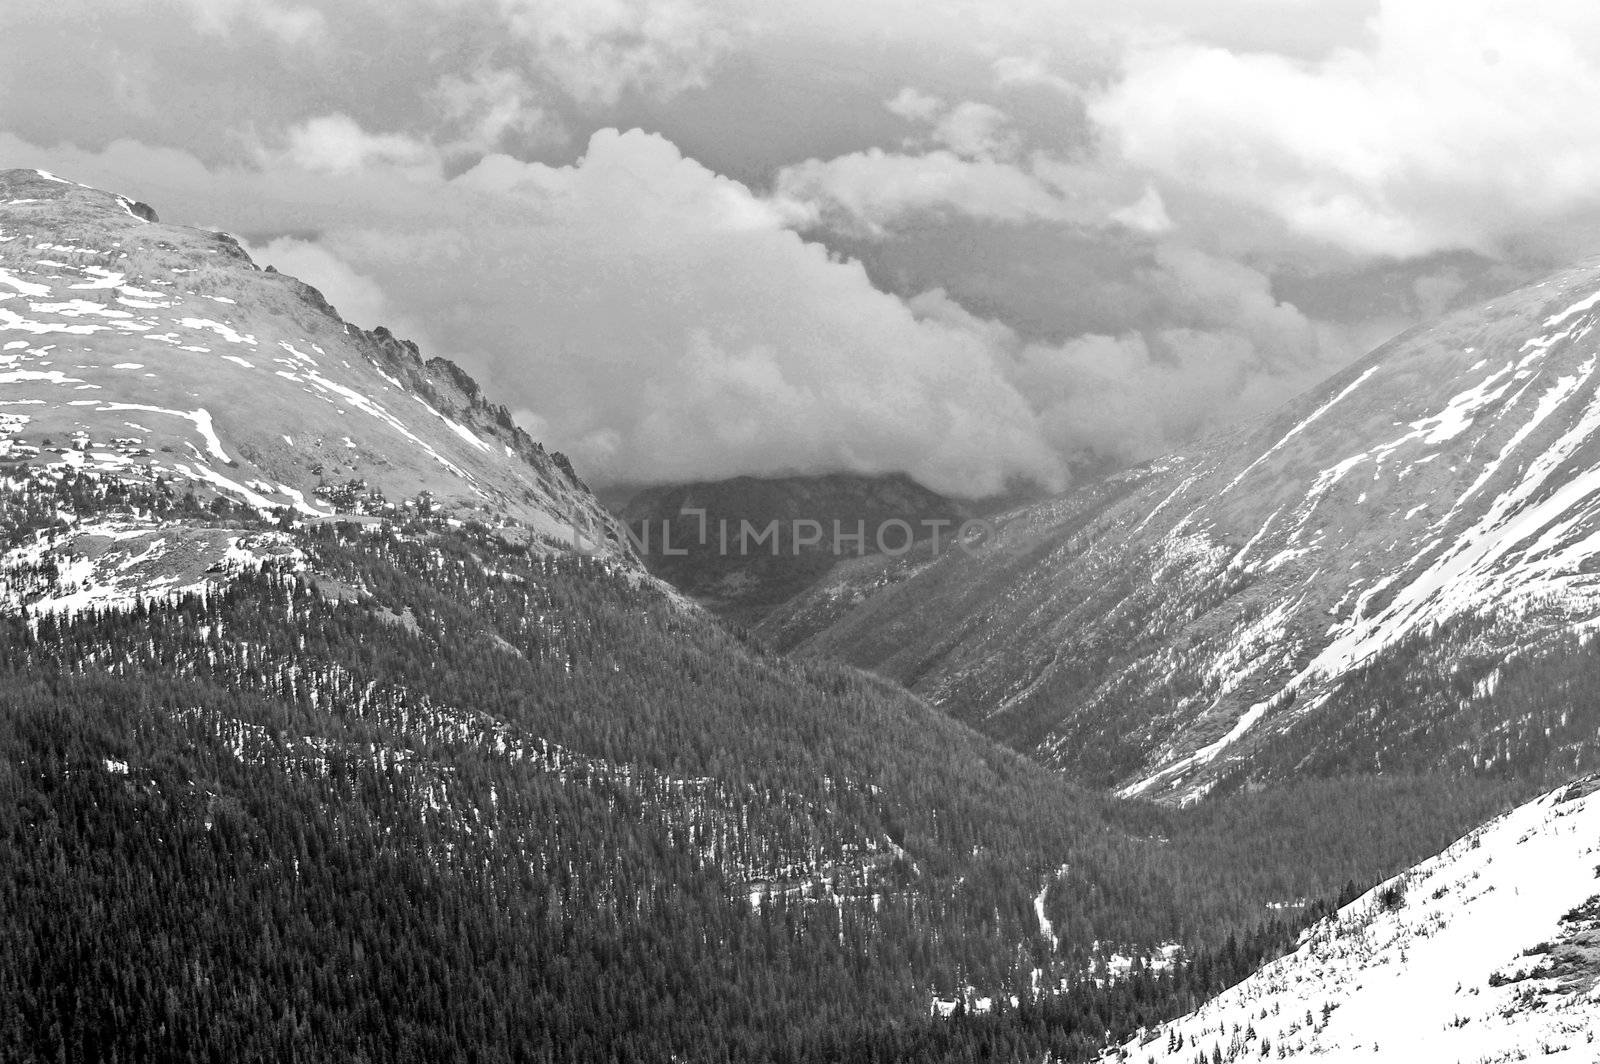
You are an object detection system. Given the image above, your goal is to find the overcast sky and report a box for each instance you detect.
[5,0,1600,496]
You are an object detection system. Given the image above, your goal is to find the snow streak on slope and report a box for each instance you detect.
[0,520,302,619]
[1113,283,1600,798]
[0,167,621,560]
[1218,365,1380,498]
[1106,777,1600,1064]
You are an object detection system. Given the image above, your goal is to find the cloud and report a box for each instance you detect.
[280,114,441,177]
[7,0,1565,500]
[929,102,1018,161]
[770,133,1174,240]
[433,67,565,153]
[0,0,733,176]
[885,92,1021,162]
[774,87,1167,239]
[991,55,1081,96]
[912,248,1377,467]
[1091,0,1600,257]
[441,130,1066,495]
[242,235,431,341]
[0,115,1391,494]
[0,124,1073,496]
[1109,185,1172,234]
[484,0,733,105]
[885,87,945,124]
[175,0,326,43]
[1020,330,1288,463]
[772,148,1081,235]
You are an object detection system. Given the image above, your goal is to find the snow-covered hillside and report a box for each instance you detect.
[0,168,617,564]
[1106,776,1600,1064]
[764,259,1600,801]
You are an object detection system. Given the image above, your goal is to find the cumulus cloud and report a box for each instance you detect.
[441,130,1066,494]
[1091,0,1600,257]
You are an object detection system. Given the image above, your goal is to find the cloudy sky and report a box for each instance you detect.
[5,0,1600,496]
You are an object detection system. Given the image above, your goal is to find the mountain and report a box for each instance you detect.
[1105,775,1600,1064]
[13,167,1598,1063]
[2,167,1510,1062]
[0,167,613,575]
[613,472,968,624]
[762,260,1600,801]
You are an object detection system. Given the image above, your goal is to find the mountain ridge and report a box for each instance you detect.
[615,471,970,623]
[762,256,1600,802]
[1,167,614,562]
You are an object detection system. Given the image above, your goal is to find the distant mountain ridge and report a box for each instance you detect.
[615,471,970,623]
[764,258,1600,801]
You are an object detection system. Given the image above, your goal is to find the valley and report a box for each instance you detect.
[2,169,1596,1063]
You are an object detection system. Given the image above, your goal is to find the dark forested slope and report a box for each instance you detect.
[0,502,1525,1062]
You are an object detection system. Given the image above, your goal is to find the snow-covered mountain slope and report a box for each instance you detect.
[0,168,614,567]
[1105,776,1600,1064]
[762,260,1600,800]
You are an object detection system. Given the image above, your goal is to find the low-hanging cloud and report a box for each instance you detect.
[910,246,1384,467]
[442,131,1068,495]
[0,117,1392,498]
